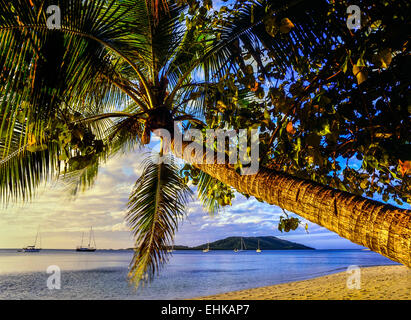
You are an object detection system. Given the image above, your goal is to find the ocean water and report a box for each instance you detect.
[0,249,399,300]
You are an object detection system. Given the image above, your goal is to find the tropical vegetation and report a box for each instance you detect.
[0,0,409,285]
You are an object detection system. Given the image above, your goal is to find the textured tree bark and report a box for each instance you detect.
[171,139,411,267]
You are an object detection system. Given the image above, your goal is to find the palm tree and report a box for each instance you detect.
[0,0,409,286]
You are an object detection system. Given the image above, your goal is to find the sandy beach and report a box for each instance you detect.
[195,265,410,300]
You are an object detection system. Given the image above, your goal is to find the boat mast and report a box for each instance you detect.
[80,232,84,247]
[241,238,246,250]
[92,227,96,248]
[34,230,38,247]
[88,227,92,247]
[239,238,242,251]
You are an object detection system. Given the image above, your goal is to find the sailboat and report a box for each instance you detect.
[167,245,174,253]
[234,237,246,252]
[76,227,96,252]
[256,240,262,253]
[22,230,42,252]
[202,242,210,253]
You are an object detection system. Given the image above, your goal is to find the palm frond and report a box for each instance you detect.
[196,171,222,216]
[59,158,101,197]
[0,0,146,156]
[126,154,192,286]
[212,0,337,75]
[0,107,144,203]
[0,142,60,205]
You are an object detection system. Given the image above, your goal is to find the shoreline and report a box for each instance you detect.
[194,265,410,300]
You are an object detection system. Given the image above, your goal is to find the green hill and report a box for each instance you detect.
[191,236,314,250]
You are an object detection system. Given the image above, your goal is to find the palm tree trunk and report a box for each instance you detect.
[171,139,411,267]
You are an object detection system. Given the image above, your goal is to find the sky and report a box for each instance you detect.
[0,138,365,250]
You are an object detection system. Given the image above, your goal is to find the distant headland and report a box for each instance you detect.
[166,236,314,251]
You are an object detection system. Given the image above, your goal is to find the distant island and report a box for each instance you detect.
[167,236,314,251]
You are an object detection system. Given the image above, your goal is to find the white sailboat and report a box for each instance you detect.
[234,237,246,252]
[76,227,96,252]
[202,242,210,253]
[22,230,42,252]
[256,239,262,253]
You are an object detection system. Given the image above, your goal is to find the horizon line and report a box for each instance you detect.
[0,247,367,251]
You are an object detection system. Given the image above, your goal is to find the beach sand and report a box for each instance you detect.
[195,265,410,300]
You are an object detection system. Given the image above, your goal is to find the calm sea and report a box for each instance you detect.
[0,249,399,299]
